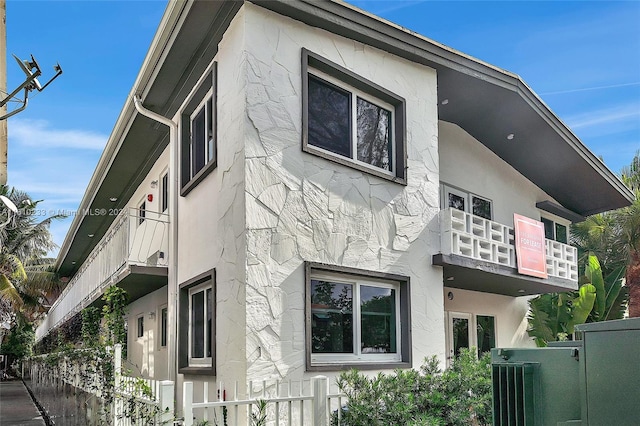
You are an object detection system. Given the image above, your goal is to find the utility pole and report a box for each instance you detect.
[0,0,7,186]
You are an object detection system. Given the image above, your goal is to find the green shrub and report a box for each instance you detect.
[334,348,492,426]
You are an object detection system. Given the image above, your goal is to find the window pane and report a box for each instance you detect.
[452,317,469,357]
[448,193,465,211]
[541,217,554,240]
[311,280,353,354]
[191,291,205,358]
[356,97,391,171]
[476,315,496,357]
[161,308,167,347]
[192,107,206,176]
[360,286,396,354]
[139,201,146,225]
[472,196,491,220]
[137,316,144,338]
[555,223,568,244]
[206,288,212,358]
[308,75,351,158]
[161,173,168,213]
[207,98,215,163]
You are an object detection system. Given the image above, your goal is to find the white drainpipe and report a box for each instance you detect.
[132,95,179,385]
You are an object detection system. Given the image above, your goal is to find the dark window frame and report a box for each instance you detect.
[180,64,217,196]
[305,261,411,371]
[137,315,144,338]
[138,201,146,225]
[161,172,169,213]
[178,269,216,375]
[302,49,407,185]
[541,216,568,244]
[159,306,168,348]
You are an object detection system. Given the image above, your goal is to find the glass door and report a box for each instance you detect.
[447,312,472,363]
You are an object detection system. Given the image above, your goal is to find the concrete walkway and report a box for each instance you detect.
[0,380,46,426]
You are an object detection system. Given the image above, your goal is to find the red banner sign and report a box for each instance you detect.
[513,214,548,279]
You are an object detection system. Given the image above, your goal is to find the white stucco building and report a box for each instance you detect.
[34,0,633,417]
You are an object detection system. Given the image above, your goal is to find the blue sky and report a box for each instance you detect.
[4,0,639,256]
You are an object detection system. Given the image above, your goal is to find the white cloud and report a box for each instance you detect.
[9,118,108,150]
[565,104,640,130]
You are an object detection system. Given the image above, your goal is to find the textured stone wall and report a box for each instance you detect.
[243,4,444,383]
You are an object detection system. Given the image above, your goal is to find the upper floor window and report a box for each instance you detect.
[137,315,144,338]
[541,217,568,244]
[180,66,217,196]
[138,200,146,225]
[305,262,411,371]
[442,184,492,220]
[161,172,169,213]
[302,49,406,184]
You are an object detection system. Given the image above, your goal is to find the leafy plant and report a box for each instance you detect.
[102,285,127,351]
[334,348,491,426]
[250,399,268,426]
[527,253,627,346]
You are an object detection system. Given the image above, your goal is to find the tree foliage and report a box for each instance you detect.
[527,253,627,346]
[0,185,64,324]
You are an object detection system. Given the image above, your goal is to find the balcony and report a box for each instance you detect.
[433,208,578,296]
[36,208,169,341]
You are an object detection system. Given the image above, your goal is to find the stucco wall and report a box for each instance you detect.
[443,286,535,352]
[126,287,169,380]
[172,5,248,400]
[438,121,569,227]
[242,4,443,383]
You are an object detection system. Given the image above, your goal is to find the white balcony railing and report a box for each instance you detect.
[36,208,169,341]
[440,208,578,281]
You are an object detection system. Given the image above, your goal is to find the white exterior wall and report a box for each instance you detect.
[173,7,248,401]
[438,121,570,227]
[438,121,563,351]
[443,287,535,351]
[242,4,443,384]
[126,287,169,379]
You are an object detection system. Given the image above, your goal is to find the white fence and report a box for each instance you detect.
[25,344,173,426]
[441,208,578,281]
[35,208,169,342]
[183,377,346,426]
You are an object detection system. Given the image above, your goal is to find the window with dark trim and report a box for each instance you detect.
[137,315,144,338]
[305,262,411,371]
[180,65,217,196]
[302,49,406,184]
[138,201,146,225]
[160,307,167,348]
[178,269,216,375]
[161,172,169,213]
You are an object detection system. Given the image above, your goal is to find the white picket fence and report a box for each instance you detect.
[182,377,346,426]
[26,344,174,425]
[113,344,175,425]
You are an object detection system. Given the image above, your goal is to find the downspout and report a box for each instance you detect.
[132,95,179,385]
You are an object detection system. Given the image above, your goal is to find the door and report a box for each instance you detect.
[447,312,472,363]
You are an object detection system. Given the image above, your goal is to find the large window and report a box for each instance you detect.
[302,49,406,184]
[442,184,492,220]
[305,262,411,370]
[180,66,217,195]
[179,269,215,374]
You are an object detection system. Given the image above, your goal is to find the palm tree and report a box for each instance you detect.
[0,186,64,325]
[571,151,640,316]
